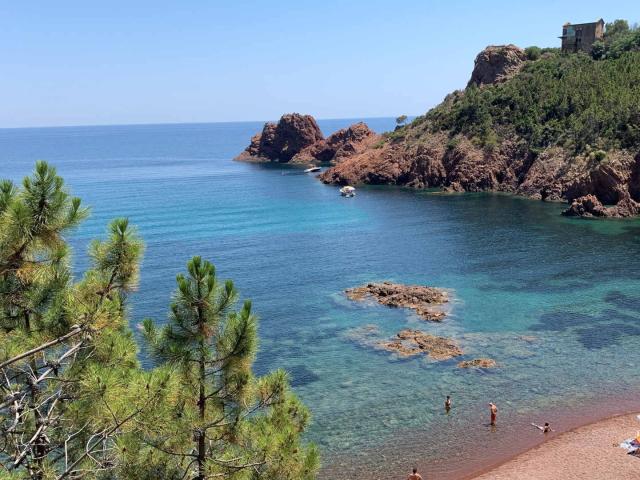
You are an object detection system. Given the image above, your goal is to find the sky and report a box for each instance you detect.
[0,0,637,128]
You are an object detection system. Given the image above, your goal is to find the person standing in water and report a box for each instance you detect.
[407,467,423,480]
[445,395,452,412]
[489,402,498,426]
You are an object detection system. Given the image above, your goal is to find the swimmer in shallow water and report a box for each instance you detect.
[532,422,553,433]
[407,467,423,480]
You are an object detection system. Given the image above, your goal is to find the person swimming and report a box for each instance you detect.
[532,422,553,433]
[445,395,452,412]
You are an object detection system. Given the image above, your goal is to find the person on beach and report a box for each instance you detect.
[407,467,423,480]
[445,395,452,412]
[489,402,498,426]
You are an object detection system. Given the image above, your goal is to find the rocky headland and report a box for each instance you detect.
[221,42,637,218]
[345,281,448,322]
[316,43,640,217]
[235,113,380,165]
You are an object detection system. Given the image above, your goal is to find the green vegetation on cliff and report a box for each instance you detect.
[412,50,640,155]
[391,22,640,158]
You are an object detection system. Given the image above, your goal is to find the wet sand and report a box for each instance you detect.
[472,413,640,479]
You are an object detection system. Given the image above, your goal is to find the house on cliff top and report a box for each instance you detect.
[560,19,604,53]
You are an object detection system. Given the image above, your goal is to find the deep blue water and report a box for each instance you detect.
[2,120,640,479]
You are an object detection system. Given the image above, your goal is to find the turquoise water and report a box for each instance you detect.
[2,120,640,479]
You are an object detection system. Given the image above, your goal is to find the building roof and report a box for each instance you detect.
[564,19,605,28]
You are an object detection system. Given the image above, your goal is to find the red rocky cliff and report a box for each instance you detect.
[236,114,379,165]
[235,113,324,163]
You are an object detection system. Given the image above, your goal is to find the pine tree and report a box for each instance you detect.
[143,257,319,480]
[0,163,166,479]
[1,163,319,480]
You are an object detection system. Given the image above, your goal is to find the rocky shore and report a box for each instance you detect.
[316,45,640,218]
[345,281,448,322]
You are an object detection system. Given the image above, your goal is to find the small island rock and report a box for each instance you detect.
[457,358,498,369]
[236,114,380,165]
[235,113,324,163]
[378,330,463,360]
[346,281,448,321]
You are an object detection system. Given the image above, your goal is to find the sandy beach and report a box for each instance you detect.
[473,413,640,479]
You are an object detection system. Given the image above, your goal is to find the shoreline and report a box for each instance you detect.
[467,412,640,479]
[318,393,640,480]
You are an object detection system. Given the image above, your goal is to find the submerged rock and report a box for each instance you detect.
[345,281,448,321]
[378,329,463,360]
[457,358,497,369]
[343,324,381,347]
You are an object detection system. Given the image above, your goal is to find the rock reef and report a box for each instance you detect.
[457,358,497,369]
[235,113,380,165]
[378,330,463,360]
[345,281,448,322]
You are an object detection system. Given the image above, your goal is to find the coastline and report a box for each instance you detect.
[319,393,640,480]
[468,412,640,479]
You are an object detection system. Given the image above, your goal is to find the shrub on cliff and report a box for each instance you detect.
[524,46,542,60]
[421,49,640,154]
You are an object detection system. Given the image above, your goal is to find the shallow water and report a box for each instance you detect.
[1,120,640,479]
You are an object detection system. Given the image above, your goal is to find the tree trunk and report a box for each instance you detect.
[196,351,206,480]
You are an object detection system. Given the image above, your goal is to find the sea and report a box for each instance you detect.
[1,119,639,479]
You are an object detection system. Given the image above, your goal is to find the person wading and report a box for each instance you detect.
[489,402,498,426]
[407,467,423,480]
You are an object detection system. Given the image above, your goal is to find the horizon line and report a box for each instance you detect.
[0,114,419,131]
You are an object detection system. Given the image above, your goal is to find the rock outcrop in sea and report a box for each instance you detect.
[235,113,324,163]
[457,358,497,369]
[345,281,448,322]
[235,113,380,165]
[378,330,463,360]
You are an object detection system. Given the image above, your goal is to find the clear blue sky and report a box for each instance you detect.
[0,0,636,128]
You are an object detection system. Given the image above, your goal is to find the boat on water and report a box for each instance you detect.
[340,186,356,197]
[304,166,321,173]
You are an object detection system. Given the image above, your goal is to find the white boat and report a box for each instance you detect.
[340,186,356,197]
[304,166,321,173]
